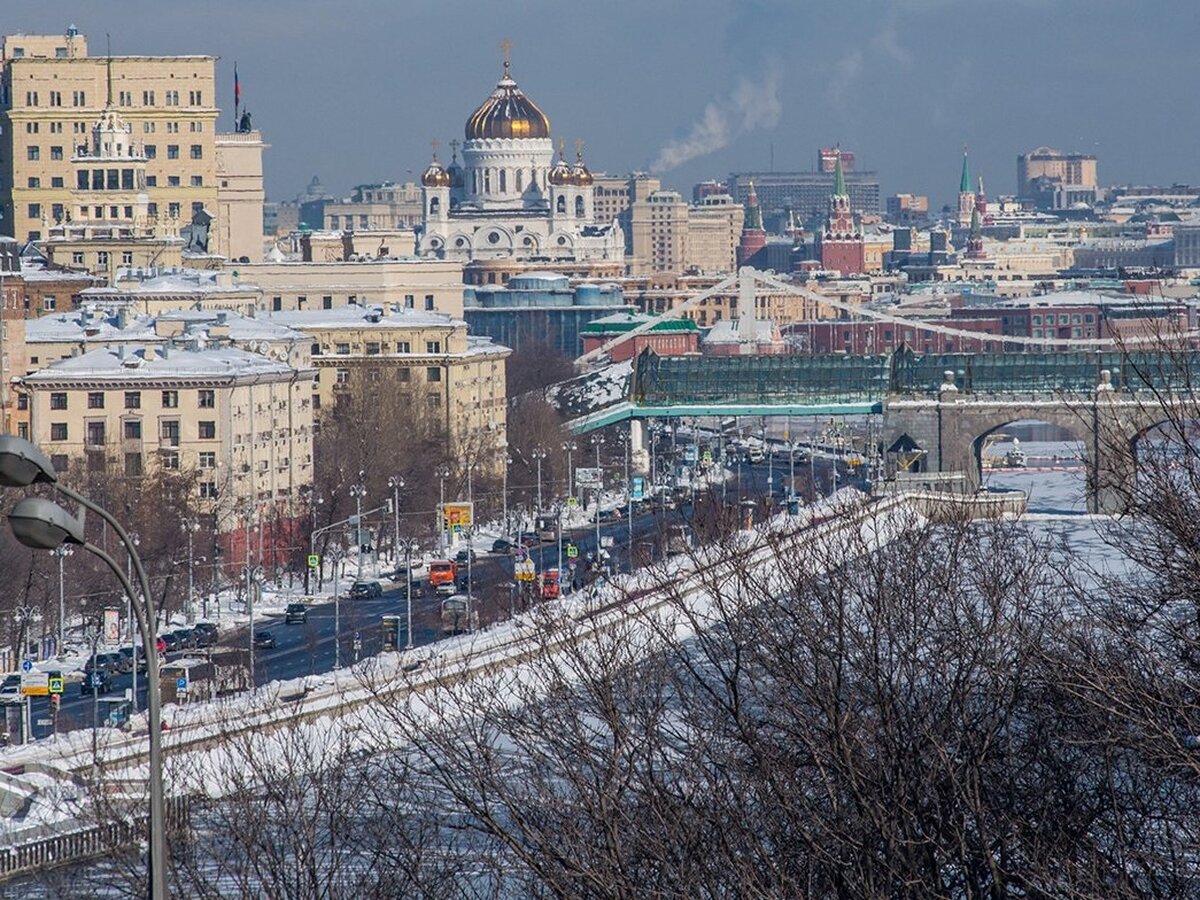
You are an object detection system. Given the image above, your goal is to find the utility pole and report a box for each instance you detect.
[625,428,632,568]
[531,447,547,517]
[436,466,451,555]
[127,532,139,713]
[592,434,605,560]
[349,482,367,580]
[332,549,345,668]
[181,519,198,623]
[405,540,415,650]
[52,545,72,656]
[502,455,512,545]
[562,441,577,499]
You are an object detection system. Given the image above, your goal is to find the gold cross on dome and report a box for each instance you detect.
[575,138,585,160]
[430,138,439,159]
[500,39,512,74]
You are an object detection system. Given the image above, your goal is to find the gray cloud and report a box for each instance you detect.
[652,68,781,171]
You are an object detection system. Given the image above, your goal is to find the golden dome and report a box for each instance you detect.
[548,140,573,186]
[422,155,451,188]
[465,60,550,141]
[571,146,593,186]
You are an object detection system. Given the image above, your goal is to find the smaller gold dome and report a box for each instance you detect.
[548,141,573,186]
[422,156,451,188]
[570,147,593,186]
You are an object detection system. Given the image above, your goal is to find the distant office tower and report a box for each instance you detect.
[692,180,727,203]
[728,155,879,225]
[818,147,855,174]
[885,193,929,226]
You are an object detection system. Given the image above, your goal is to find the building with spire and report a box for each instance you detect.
[818,152,865,274]
[958,149,976,227]
[965,207,987,260]
[736,181,768,268]
[416,49,624,269]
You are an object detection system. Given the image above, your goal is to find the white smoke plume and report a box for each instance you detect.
[652,68,781,171]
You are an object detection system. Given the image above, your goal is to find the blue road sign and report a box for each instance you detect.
[176,677,188,692]
[21,659,33,672]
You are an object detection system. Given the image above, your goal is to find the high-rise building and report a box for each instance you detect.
[885,193,929,226]
[687,193,743,274]
[630,189,688,274]
[1017,147,1098,202]
[818,148,855,174]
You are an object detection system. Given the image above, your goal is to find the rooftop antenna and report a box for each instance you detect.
[105,33,113,107]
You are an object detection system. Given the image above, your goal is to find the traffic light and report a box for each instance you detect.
[49,694,61,709]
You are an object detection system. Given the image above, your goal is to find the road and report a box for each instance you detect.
[8,450,857,742]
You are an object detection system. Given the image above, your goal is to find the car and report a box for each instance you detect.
[172,628,196,650]
[252,630,276,650]
[435,579,458,598]
[284,603,308,624]
[113,647,134,674]
[85,653,118,676]
[597,508,623,522]
[348,581,383,600]
[118,646,149,674]
[80,670,112,695]
[491,538,514,555]
[0,674,22,704]
[454,547,477,565]
[159,633,180,653]
[518,532,540,548]
[192,622,218,648]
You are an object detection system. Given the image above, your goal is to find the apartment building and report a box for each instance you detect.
[265,304,510,473]
[20,343,315,527]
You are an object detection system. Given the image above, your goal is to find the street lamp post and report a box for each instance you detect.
[0,435,167,900]
[245,564,262,678]
[349,482,367,581]
[127,532,140,714]
[181,519,199,623]
[562,441,577,499]
[331,548,346,667]
[591,434,605,561]
[502,455,512,544]
[387,476,403,564]
[52,545,72,656]
[531,447,547,517]
[436,466,451,555]
[624,429,633,568]
[405,540,417,650]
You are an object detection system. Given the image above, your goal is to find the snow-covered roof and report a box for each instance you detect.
[25,308,306,344]
[265,303,462,330]
[23,344,299,383]
[81,268,258,296]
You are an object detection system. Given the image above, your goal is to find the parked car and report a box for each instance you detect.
[80,670,112,695]
[348,581,383,600]
[284,603,308,624]
[113,648,134,674]
[252,630,276,650]
[159,633,180,653]
[192,622,218,648]
[491,538,514,555]
[118,646,149,674]
[172,628,196,650]
[454,547,477,565]
[0,674,22,704]
[85,653,118,676]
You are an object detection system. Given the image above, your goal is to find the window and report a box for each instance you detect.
[122,251,133,265]
[189,90,203,105]
[162,390,179,408]
[198,421,216,440]
[199,482,218,500]
[71,252,84,265]
[143,121,155,133]
[27,146,39,161]
[168,176,181,187]
[396,341,411,353]
[198,389,215,408]
[24,91,38,105]
[322,295,332,309]
[51,203,63,221]
[71,90,86,107]
[1032,315,1042,326]
[143,90,156,106]
[397,369,411,383]
[27,203,40,220]
[310,342,321,356]
[404,294,414,309]
[192,201,204,216]
[166,121,179,134]
[51,423,69,441]
[125,453,143,477]
[366,342,381,355]
[119,90,132,107]
[160,450,179,470]
[169,203,181,218]
[17,395,28,411]
[49,90,62,107]
[190,175,203,187]
[190,145,203,159]
[167,145,179,159]
[425,295,435,310]
[336,343,350,355]
[125,391,141,409]
[27,177,40,189]
[85,421,106,446]
[336,369,350,385]
[96,251,109,268]
[51,177,63,188]
[198,452,216,469]
[50,392,68,410]
[426,367,442,382]
[190,120,203,132]
[161,420,181,446]
[144,144,157,158]
[426,340,441,354]
[87,392,105,409]
[165,90,179,106]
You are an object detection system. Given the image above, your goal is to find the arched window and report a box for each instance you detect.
[484,169,491,193]
[575,195,585,218]
[556,195,566,214]
[499,169,507,193]
[429,197,440,214]
[530,168,538,190]
[473,170,479,193]
[516,169,524,193]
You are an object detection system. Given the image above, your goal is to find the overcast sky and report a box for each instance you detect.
[16,0,1199,207]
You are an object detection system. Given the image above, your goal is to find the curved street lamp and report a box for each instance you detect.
[0,435,166,899]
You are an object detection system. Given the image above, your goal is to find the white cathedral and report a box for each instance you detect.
[416,57,625,265]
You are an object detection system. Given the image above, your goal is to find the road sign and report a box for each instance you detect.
[20,660,32,673]
[36,719,52,727]
[20,672,49,696]
[566,496,579,508]
[515,559,537,582]
[176,677,188,693]
[600,536,614,549]
[575,467,602,488]
[307,554,320,568]
[47,675,64,695]
[566,543,579,559]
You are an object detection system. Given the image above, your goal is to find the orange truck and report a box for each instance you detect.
[428,559,458,590]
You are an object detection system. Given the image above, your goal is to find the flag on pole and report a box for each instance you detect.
[234,63,241,113]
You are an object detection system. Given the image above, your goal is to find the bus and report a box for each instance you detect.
[440,595,470,635]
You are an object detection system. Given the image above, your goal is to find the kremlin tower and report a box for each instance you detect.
[818,151,865,274]
[957,148,975,227]
[736,180,768,267]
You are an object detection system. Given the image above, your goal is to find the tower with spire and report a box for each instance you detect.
[736,180,768,267]
[819,151,865,274]
[958,147,975,227]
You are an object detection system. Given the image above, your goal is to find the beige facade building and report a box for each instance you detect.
[621,274,832,327]
[1,32,216,241]
[215,130,268,262]
[686,194,743,274]
[20,343,315,525]
[241,258,466,317]
[324,181,423,232]
[1017,147,1098,198]
[0,239,25,434]
[630,189,689,275]
[265,305,509,472]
